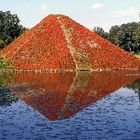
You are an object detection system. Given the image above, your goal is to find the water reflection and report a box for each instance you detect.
[127,79,140,100]
[0,73,18,106]
[9,71,140,120]
[0,72,14,86]
[0,86,18,106]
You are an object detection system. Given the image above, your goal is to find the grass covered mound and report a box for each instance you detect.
[0,14,140,71]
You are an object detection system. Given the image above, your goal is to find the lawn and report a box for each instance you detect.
[135,54,140,59]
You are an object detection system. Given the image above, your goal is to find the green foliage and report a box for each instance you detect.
[0,11,27,48]
[0,65,17,107]
[0,39,5,48]
[93,22,140,54]
[133,23,140,54]
[127,79,140,92]
[0,56,14,72]
[0,72,15,86]
[0,85,18,106]
[93,27,109,39]
[107,25,120,44]
[135,54,140,59]
[108,22,139,53]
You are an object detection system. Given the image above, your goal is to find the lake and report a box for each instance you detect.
[0,71,140,140]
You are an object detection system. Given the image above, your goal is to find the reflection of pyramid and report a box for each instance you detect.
[10,71,140,121]
[1,14,140,70]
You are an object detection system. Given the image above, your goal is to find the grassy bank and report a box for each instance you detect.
[135,54,140,59]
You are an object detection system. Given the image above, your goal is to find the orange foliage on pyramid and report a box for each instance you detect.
[0,14,140,71]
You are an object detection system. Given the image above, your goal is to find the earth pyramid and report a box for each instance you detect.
[0,14,140,71]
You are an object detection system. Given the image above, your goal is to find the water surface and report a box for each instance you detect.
[0,71,140,140]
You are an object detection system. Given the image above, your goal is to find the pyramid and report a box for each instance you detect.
[0,14,140,71]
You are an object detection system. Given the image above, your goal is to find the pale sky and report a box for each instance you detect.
[0,0,140,31]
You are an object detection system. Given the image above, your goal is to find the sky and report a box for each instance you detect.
[0,0,140,31]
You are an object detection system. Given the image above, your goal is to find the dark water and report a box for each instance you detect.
[0,71,140,140]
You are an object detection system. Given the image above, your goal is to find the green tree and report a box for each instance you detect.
[107,25,120,44]
[108,22,140,54]
[93,27,108,39]
[0,11,27,48]
[133,22,140,54]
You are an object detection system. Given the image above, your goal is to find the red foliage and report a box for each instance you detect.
[0,15,75,70]
[0,14,140,70]
[58,15,140,70]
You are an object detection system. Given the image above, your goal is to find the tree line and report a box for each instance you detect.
[93,22,140,54]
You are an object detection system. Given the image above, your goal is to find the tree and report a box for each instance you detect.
[107,25,120,44]
[93,22,140,54]
[133,22,140,54]
[93,27,108,39]
[0,11,27,48]
[108,22,140,54]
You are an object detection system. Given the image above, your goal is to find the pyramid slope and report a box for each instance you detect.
[0,15,75,70]
[56,15,140,70]
[0,14,140,71]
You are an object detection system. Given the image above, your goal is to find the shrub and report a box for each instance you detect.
[0,56,14,72]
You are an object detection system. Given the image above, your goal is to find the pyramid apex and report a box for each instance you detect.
[45,14,69,18]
